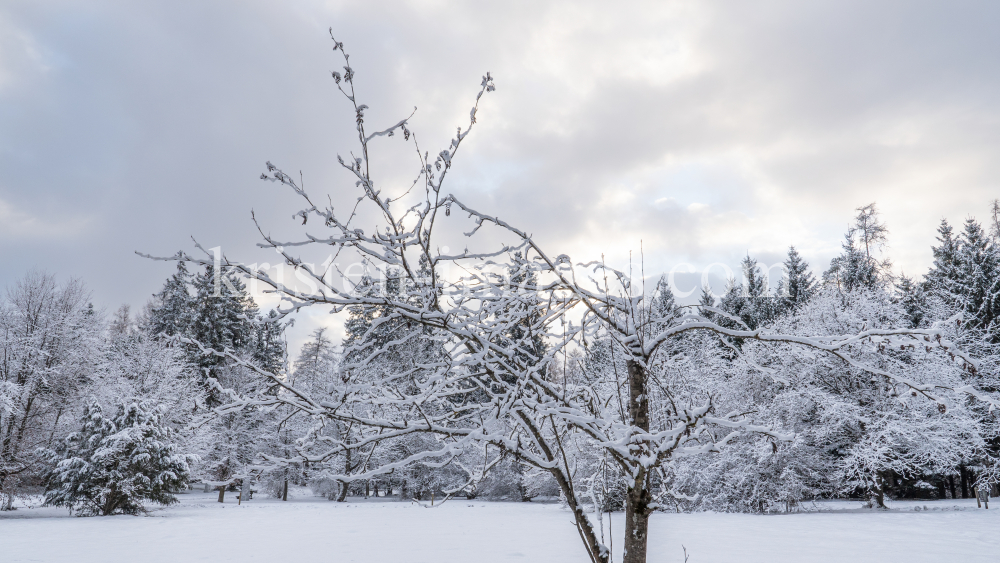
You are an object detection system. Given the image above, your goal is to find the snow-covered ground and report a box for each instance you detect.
[2,491,998,562]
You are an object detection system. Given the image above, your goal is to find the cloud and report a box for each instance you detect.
[2,0,1000,351]
[0,196,93,240]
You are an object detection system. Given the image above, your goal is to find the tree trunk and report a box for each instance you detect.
[623,359,652,563]
[624,478,652,563]
[282,479,288,501]
[960,466,969,499]
[0,476,12,511]
[869,471,887,509]
[217,486,225,503]
[549,467,609,563]
[337,442,351,502]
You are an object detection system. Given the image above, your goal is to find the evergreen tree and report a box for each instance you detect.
[148,262,195,337]
[777,246,816,312]
[823,204,892,292]
[293,328,339,393]
[252,310,286,377]
[719,255,778,330]
[42,400,193,516]
[650,276,678,327]
[924,219,963,305]
[895,275,927,329]
[190,266,257,363]
[990,199,1000,244]
[698,283,716,308]
[955,218,1000,338]
[182,266,285,402]
[342,271,399,367]
[503,253,547,367]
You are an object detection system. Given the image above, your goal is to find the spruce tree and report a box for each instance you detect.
[651,276,678,323]
[924,219,963,305]
[42,400,193,516]
[148,262,195,337]
[895,275,927,329]
[189,266,262,401]
[149,264,285,403]
[777,246,816,312]
[955,218,1000,338]
[252,310,286,377]
[719,255,777,330]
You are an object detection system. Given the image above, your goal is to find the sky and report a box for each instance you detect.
[2,0,1000,351]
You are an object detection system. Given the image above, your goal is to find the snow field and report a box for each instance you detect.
[1,492,998,562]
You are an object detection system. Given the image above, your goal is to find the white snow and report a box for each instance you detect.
[1,492,998,562]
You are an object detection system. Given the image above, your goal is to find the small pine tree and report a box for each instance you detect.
[42,400,193,516]
[895,275,926,329]
[777,246,816,312]
[955,218,1000,338]
[719,255,777,330]
[650,276,678,328]
[924,219,963,304]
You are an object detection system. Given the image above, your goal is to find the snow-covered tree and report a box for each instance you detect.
[148,262,196,338]
[42,400,194,516]
[145,36,995,563]
[895,276,927,329]
[954,218,1000,339]
[823,203,893,291]
[98,309,203,428]
[145,264,286,499]
[777,246,816,313]
[924,219,963,305]
[0,272,101,510]
[719,255,779,331]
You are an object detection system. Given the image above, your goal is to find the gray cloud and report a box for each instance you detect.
[2,0,999,350]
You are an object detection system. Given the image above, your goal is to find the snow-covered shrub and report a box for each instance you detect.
[41,400,195,516]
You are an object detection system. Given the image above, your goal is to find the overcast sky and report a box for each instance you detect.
[3,1,1000,349]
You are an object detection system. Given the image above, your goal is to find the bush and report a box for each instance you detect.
[41,400,194,516]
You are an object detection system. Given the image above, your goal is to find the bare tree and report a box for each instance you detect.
[143,34,993,563]
[0,272,99,510]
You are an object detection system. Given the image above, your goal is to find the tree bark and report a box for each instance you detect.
[548,466,609,563]
[337,442,352,502]
[623,359,652,563]
[282,479,288,501]
[217,486,225,503]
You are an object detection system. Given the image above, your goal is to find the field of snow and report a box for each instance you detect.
[2,491,998,562]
